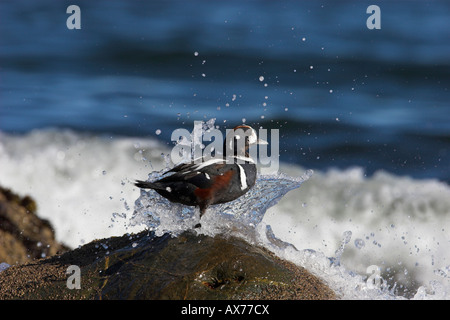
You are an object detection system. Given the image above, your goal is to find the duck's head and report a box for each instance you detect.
[224,125,268,158]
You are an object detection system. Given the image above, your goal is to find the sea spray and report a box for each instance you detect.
[130,170,313,237]
[131,118,309,236]
[330,230,353,267]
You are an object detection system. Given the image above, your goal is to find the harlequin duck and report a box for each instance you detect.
[134,125,267,222]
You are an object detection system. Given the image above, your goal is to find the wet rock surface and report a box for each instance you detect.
[0,186,68,265]
[0,229,336,300]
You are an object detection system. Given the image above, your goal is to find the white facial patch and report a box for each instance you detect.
[247,128,258,144]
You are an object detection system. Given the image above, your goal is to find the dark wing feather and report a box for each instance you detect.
[156,164,210,189]
[166,162,197,173]
[157,159,228,188]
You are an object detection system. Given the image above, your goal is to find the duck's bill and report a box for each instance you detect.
[257,138,269,145]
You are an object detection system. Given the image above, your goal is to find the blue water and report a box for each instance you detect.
[1,0,449,181]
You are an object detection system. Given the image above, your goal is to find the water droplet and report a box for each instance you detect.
[155,129,161,135]
[354,238,365,249]
[331,231,352,266]
[259,76,264,82]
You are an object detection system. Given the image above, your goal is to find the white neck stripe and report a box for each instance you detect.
[237,164,248,190]
[229,155,255,164]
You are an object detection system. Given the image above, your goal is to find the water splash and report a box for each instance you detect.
[130,118,314,236]
[130,170,313,237]
[0,262,11,273]
[330,230,353,266]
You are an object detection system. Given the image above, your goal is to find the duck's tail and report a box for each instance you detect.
[134,180,166,191]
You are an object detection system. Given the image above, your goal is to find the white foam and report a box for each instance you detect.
[263,166,450,298]
[0,129,165,246]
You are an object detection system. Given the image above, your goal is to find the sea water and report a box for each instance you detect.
[1,129,449,299]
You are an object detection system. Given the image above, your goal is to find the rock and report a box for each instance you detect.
[0,230,336,300]
[0,186,68,265]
